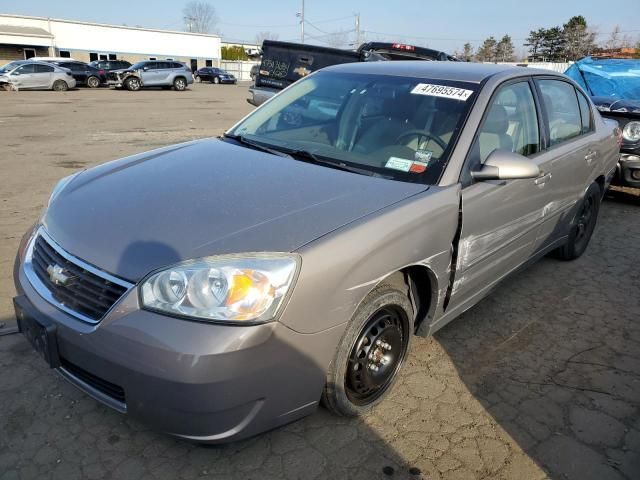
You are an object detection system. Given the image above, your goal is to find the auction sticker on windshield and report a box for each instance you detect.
[411,83,474,101]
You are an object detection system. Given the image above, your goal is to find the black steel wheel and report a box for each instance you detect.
[555,182,601,260]
[322,274,413,416]
[345,306,409,406]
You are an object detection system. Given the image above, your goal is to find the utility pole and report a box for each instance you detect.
[300,0,305,43]
[354,13,360,48]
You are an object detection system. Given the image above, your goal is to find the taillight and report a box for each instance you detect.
[392,43,416,52]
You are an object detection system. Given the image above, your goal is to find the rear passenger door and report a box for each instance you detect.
[33,64,55,88]
[530,78,594,251]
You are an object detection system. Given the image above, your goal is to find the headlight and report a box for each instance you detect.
[48,172,81,207]
[623,121,640,142]
[140,254,299,323]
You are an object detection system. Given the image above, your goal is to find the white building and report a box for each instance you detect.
[0,14,221,70]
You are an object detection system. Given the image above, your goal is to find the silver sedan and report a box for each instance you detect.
[13,62,619,442]
[0,61,76,91]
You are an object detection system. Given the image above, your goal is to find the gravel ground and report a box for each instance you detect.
[0,85,638,480]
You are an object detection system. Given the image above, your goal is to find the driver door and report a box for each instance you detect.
[9,64,37,89]
[448,80,550,310]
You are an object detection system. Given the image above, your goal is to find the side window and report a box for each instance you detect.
[35,64,54,73]
[576,91,593,134]
[537,79,582,146]
[144,63,156,70]
[476,81,540,164]
[15,64,36,74]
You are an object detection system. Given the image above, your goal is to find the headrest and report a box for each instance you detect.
[483,104,509,134]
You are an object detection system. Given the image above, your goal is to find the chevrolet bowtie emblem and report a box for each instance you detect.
[47,264,70,286]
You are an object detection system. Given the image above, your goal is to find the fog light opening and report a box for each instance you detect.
[631,169,640,181]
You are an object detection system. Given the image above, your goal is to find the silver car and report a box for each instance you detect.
[107,60,194,91]
[13,62,619,443]
[0,61,76,91]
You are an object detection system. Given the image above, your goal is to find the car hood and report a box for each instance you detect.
[591,96,640,116]
[43,139,427,281]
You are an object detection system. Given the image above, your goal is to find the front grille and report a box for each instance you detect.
[30,234,129,322]
[61,357,126,404]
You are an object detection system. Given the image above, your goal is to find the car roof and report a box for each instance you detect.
[323,61,560,84]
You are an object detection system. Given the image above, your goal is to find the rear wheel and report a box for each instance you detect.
[86,76,100,88]
[555,182,601,260]
[124,77,141,91]
[52,80,68,91]
[322,278,413,416]
[173,77,187,91]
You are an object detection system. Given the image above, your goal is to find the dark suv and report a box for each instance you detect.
[89,60,132,72]
[107,60,194,91]
[49,61,105,88]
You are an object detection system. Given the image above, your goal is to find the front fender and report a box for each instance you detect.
[282,185,461,335]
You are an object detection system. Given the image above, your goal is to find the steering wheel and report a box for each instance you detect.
[396,130,448,152]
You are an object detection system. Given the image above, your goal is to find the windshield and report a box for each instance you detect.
[0,61,25,73]
[565,58,640,100]
[229,71,476,183]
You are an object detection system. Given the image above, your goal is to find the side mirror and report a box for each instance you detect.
[11,71,20,76]
[471,150,540,181]
[142,66,149,71]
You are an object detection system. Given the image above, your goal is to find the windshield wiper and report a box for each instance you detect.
[285,148,382,177]
[222,133,291,158]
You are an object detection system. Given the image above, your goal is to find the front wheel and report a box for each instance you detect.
[322,278,413,416]
[555,182,601,260]
[195,75,201,83]
[52,80,69,91]
[213,77,220,84]
[86,76,100,88]
[124,77,141,91]
[173,77,187,91]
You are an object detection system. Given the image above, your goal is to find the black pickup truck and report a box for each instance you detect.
[248,40,457,106]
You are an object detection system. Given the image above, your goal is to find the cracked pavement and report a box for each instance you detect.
[1,87,639,480]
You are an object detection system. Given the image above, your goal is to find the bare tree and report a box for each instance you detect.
[460,42,474,62]
[604,25,622,50]
[182,1,218,34]
[254,31,279,45]
[563,16,597,60]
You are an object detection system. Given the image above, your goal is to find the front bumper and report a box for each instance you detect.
[13,240,343,443]
[614,152,640,188]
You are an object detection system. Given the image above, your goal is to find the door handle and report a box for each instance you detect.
[585,151,597,165]
[534,172,552,186]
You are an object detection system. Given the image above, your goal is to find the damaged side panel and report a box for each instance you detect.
[288,185,461,336]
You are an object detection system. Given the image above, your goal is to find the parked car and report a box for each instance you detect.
[565,57,640,188]
[48,60,105,88]
[248,40,459,106]
[107,60,193,91]
[0,60,29,74]
[89,59,132,73]
[0,61,76,91]
[195,67,237,84]
[14,62,619,443]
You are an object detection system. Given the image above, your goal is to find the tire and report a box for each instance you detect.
[124,77,141,91]
[86,76,100,88]
[173,77,187,91]
[195,75,201,83]
[555,182,601,260]
[322,276,413,416]
[52,80,68,92]
[213,76,220,84]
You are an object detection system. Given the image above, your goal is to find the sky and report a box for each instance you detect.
[1,0,639,55]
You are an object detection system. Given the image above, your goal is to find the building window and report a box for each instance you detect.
[149,57,157,60]
[99,54,108,60]
[89,52,98,62]
[59,50,71,58]
[24,48,36,59]
[108,54,117,60]
[206,59,213,67]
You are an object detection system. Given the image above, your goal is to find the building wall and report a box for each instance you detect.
[54,49,220,70]
[0,44,49,64]
[0,14,221,68]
